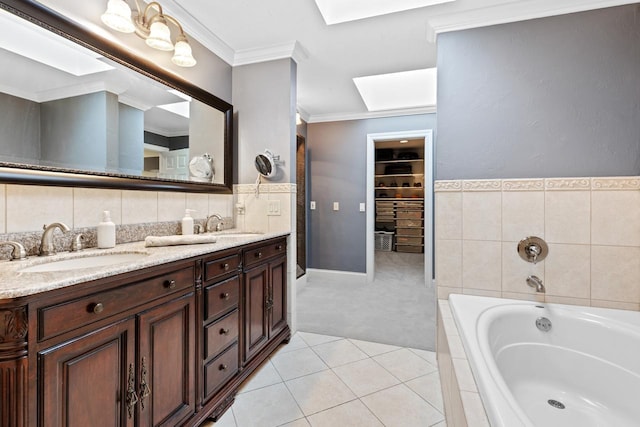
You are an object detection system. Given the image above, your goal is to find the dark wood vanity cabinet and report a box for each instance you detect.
[0,236,290,427]
[242,239,287,364]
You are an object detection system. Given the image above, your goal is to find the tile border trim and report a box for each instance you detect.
[434,176,640,192]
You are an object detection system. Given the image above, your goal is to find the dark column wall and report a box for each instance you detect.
[436,4,640,180]
[308,114,436,272]
[0,92,41,162]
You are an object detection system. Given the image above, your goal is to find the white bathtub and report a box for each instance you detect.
[448,294,640,427]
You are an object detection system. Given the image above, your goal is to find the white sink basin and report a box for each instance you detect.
[19,253,148,273]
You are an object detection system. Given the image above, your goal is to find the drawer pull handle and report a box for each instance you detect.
[276,244,283,250]
[126,364,138,419]
[255,251,262,259]
[90,303,104,314]
[219,364,228,371]
[165,279,176,289]
[220,328,230,335]
[222,262,230,271]
[221,292,230,300]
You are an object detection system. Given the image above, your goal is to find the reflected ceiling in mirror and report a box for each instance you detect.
[0,0,232,193]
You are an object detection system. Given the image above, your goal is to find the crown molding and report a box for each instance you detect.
[233,41,308,66]
[296,106,311,123]
[154,0,236,65]
[307,105,436,123]
[426,0,637,42]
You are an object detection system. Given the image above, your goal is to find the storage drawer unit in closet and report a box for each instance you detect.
[395,200,424,253]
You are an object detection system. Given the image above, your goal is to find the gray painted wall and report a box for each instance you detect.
[0,92,40,162]
[436,4,640,180]
[307,114,437,272]
[40,92,110,171]
[118,103,144,175]
[233,59,297,184]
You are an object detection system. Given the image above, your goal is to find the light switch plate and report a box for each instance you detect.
[333,202,339,211]
[267,200,281,216]
[310,201,316,210]
[359,203,365,212]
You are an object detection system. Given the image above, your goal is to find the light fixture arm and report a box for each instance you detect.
[130,0,186,39]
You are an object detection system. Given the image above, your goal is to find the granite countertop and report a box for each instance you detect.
[0,230,289,299]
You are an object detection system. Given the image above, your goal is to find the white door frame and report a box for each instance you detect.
[366,129,433,284]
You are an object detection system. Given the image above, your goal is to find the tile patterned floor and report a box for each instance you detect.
[201,332,445,427]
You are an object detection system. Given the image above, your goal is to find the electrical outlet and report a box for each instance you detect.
[235,203,245,215]
[267,200,281,216]
[333,202,339,211]
[310,201,316,210]
[359,203,365,212]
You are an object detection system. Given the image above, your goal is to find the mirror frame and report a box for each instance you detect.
[0,0,233,193]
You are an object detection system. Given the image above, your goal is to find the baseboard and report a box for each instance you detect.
[306,268,367,284]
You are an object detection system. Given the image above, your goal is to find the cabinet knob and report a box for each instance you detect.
[90,302,104,314]
[220,328,230,335]
[222,262,230,271]
[218,364,228,371]
[255,251,262,259]
[221,292,230,300]
[164,279,176,289]
[276,244,283,250]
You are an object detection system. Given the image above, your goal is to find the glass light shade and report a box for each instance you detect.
[101,0,135,33]
[171,39,197,67]
[145,21,173,51]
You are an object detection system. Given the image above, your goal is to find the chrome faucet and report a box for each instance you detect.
[0,241,27,260]
[40,222,71,256]
[205,214,224,232]
[526,275,545,293]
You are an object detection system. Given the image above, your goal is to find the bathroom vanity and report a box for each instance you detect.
[0,234,290,427]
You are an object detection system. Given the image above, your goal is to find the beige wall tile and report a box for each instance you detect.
[462,240,501,291]
[462,192,501,240]
[437,286,461,299]
[158,192,187,222]
[122,191,158,224]
[268,192,292,233]
[544,244,590,299]
[0,185,5,234]
[502,191,544,241]
[591,191,640,246]
[73,188,122,228]
[435,192,462,240]
[436,239,462,288]
[591,245,640,303]
[545,191,590,244]
[243,193,269,232]
[209,194,233,218]
[185,194,210,219]
[462,289,501,298]
[590,300,640,311]
[501,241,544,294]
[7,185,73,232]
[543,295,590,306]
[501,291,545,303]
[460,391,490,427]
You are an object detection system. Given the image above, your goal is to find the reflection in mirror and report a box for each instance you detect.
[0,2,231,190]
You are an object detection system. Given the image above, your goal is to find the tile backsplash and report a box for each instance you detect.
[435,177,640,310]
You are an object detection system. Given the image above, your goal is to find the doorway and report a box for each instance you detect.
[296,135,306,278]
[365,130,433,285]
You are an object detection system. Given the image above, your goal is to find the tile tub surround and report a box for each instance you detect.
[436,299,490,427]
[435,177,640,309]
[200,331,445,427]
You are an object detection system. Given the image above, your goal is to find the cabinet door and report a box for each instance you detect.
[39,318,136,427]
[137,293,196,427]
[243,264,269,363]
[268,256,287,338]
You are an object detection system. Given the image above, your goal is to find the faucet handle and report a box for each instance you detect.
[71,233,85,252]
[0,241,27,260]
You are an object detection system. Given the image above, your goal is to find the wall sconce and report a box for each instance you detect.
[101,0,197,67]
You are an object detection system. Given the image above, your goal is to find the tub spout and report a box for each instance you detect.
[526,275,545,293]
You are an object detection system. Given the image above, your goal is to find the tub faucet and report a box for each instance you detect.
[526,275,545,293]
[205,214,224,232]
[40,222,70,256]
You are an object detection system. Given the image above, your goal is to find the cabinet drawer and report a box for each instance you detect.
[39,266,194,341]
[204,253,241,283]
[244,239,286,268]
[396,236,423,245]
[205,310,238,359]
[204,343,238,399]
[205,276,239,322]
[396,219,422,228]
[396,210,423,219]
[396,227,423,236]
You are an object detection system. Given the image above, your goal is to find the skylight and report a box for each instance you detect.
[314,0,455,25]
[353,68,437,111]
[0,9,113,76]
[157,101,190,118]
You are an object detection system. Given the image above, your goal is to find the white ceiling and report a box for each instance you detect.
[158,0,635,122]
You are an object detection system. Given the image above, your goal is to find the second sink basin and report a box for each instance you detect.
[19,252,149,273]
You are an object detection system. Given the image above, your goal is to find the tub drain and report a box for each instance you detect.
[548,399,565,409]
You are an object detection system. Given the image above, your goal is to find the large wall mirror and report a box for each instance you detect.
[0,0,232,193]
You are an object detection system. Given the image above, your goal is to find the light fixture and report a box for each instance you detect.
[400,140,409,144]
[101,0,197,67]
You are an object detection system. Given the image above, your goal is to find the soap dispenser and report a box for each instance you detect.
[97,210,116,248]
[182,209,195,235]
